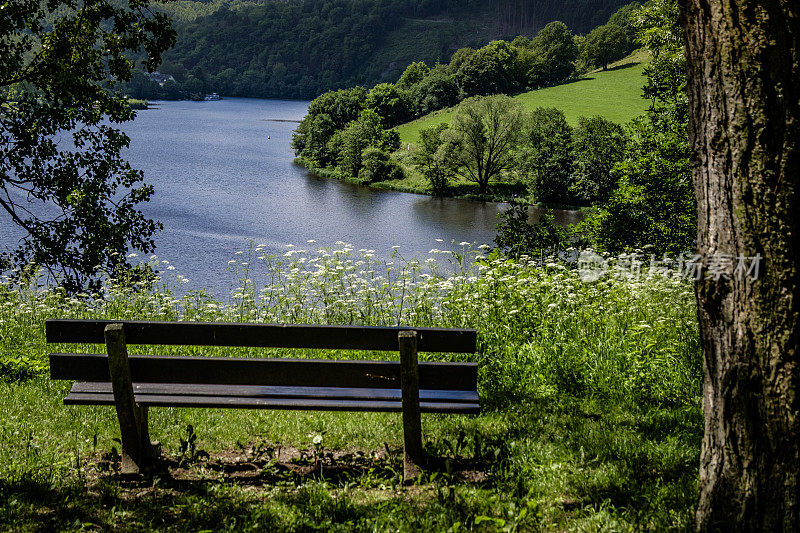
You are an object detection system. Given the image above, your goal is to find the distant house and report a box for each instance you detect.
[147,71,175,86]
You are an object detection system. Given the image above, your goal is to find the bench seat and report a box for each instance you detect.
[64,382,480,413]
[46,319,480,476]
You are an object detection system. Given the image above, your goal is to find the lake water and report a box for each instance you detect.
[1,98,584,296]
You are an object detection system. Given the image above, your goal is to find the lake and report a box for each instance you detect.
[1,98,584,297]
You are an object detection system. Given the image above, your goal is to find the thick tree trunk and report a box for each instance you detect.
[679,1,800,530]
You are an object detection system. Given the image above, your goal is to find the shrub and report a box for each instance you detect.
[358,148,405,182]
[520,107,573,204]
[569,115,627,203]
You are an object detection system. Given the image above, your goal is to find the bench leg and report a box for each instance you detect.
[105,323,149,475]
[399,330,425,480]
[137,406,159,460]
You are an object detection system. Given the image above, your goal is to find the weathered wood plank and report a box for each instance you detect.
[49,354,478,390]
[105,324,145,474]
[399,330,424,479]
[62,392,480,413]
[70,382,480,403]
[46,319,477,353]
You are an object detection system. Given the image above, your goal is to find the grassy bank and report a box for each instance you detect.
[395,50,650,146]
[297,157,528,203]
[0,246,702,531]
[127,98,149,110]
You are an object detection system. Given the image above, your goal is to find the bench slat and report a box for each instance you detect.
[63,391,480,414]
[50,354,478,391]
[45,320,477,353]
[71,382,479,403]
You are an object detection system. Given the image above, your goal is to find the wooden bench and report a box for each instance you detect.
[46,319,479,478]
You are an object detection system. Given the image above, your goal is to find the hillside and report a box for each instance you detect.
[395,49,650,145]
[129,0,634,100]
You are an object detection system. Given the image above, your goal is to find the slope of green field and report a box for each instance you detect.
[395,50,650,145]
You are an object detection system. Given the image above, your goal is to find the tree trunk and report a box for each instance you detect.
[679,1,800,530]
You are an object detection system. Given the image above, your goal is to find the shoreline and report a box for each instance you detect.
[294,157,589,211]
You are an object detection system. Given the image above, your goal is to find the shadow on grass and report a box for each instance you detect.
[0,398,701,531]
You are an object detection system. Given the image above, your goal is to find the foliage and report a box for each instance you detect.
[396,61,430,89]
[454,40,523,97]
[411,124,459,195]
[447,95,526,194]
[122,0,633,101]
[526,21,580,86]
[586,115,694,254]
[569,116,627,203]
[520,108,574,204]
[327,110,400,178]
[292,87,368,165]
[494,204,570,259]
[582,23,630,70]
[357,148,405,183]
[0,0,175,292]
[365,83,414,128]
[608,2,642,42]
[635,0,687,122]
[409,70,460,117]
[583,0,693,254]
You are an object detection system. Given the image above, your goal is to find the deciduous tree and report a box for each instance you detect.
[447,95,525,195]
[0,0,175,291]
[679,0,800,529]
[569,116,627,203]
[412,123,458,196]
[520,107,573,204]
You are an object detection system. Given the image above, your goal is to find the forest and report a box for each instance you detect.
[124,0,632,100]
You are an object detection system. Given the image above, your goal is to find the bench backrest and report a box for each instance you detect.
[47,320,478,391]
[46,319,476,352]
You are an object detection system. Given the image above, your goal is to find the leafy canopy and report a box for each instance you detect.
[584,0,694,255]
[0,0,175,291]
[447,95,525,195]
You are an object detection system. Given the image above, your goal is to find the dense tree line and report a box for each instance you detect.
[123,0,633,100]
[292,4,640,193]
[494,0,693,258]
[412,100,627,201]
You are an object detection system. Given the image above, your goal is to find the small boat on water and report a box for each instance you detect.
[204,93,221,101]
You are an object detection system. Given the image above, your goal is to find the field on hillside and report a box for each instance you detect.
[395,51,650,145]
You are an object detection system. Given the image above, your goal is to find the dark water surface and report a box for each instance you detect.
[1,98,584,296]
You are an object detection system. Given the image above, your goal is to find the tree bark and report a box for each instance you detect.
[679,1,800,530]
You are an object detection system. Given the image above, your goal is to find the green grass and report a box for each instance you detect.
[395,50,651,146]
[0,246,702,531]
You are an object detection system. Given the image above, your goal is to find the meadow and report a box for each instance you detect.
[0,244,702,531]
[395,50,650,146]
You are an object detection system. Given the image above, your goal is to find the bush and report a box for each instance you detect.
[358,148,405,182]
[494,203,570,259]
[569,115,627,203]
[520,107,573,204]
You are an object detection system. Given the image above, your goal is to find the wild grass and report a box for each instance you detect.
[0,244,702,531]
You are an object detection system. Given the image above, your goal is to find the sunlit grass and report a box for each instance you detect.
[394,50,650,146]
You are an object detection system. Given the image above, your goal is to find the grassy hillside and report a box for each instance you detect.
[395,49,650,145]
